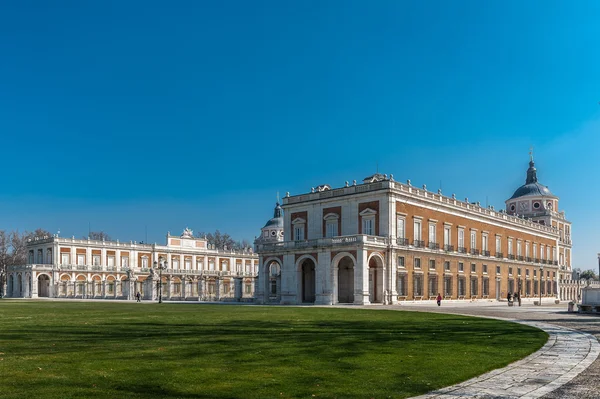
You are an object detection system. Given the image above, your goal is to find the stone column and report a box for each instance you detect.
[315,250,333,305]
[215,278,221,301]
[355,246,370,305]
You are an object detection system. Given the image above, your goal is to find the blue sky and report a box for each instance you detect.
[1,1,599,269]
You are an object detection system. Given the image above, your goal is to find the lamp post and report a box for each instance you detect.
[154,258,167,303]
[577,270,581,302]
[539,265,544,306]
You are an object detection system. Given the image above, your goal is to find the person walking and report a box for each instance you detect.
[436,293,442,306]
[507,292,512,306]
[136,292,141,302]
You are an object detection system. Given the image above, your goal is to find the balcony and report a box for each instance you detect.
[413,239,425,248]
[518,256,524,261]
[508,254,515,260]
[470,249,480,256]
[496,252,504,259]
[458,247,467,254]
[483,250,490,257]
[397,237,409,246]
[541,259,547,265]
[526,257,533,263]
[534,258,540,263]
[428,242,440,250]
[444,244,454,252]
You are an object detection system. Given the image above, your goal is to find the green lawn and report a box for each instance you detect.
[0,301,547,399]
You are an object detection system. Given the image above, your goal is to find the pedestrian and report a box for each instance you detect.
[436,293,442,306]
[136,292,141,302]
[507,292,512,306]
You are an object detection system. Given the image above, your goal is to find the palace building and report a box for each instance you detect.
[6,228,258,301]
[255,157,575,305]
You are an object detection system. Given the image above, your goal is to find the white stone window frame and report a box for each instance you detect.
[413,217,423,241]
[458,228,465,248]
[360,208,377,236]
[458,262,464,272]
[61,252,70,265]
[443,224,451,246]
[92,255,101,266]
[141,256,149,269]
[397,216,406,239]
[428,222,436,244]
[77,254,85,266]
[508,238,513,255]
[517,241,522,256]
[482,233,489,252]
[122,256,129,268]
[292,217,306,241]
[323,213,340,238]
[107,256,115,267]
[470,230,477,250]
[495,235,501,253]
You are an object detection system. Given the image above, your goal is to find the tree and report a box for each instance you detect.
[0,228,51,297]
[86,231,112,241]
[580,270,597,281]
[196,230,237,250]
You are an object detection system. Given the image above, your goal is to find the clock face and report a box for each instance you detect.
[518,201,529,212]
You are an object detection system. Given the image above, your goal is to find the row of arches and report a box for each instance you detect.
[264,252,385,305]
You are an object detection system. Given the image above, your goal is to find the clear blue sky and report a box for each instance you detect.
[1,1,599,270]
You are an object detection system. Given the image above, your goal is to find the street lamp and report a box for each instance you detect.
[154,258,168,303]
[577,270,581,302]
[539,265,544,306]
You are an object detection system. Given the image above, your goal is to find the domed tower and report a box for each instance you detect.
[505,154,558,225]
[255,202,284,245]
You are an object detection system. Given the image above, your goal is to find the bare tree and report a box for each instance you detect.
[86,231,112,241]
[0,228,51,297]
[196,230,237,250]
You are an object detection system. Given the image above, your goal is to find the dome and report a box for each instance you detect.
[509,182,556,200]
[507,158,557,201]
[262,203,283,228]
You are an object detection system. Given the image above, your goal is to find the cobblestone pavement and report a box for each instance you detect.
[378,300,600,399]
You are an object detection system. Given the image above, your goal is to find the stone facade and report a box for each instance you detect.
[6,229,258,301]
[256,159,575,305]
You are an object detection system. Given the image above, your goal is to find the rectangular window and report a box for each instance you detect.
[482,234,488,251]
[508,239,513,255]
[471,277,478,296]
[483,264,488,274]
[429,259,435,270]
[470,231,476,249]
[547,246,551,261]
[93,255,100,266]
[428,224,436,243]
[77,254,85,266]
[414,220,422,241]
[517,267,521,276]
[142,257,149,268]
[495,236,501,253]
[471,263,476,273]
[496,266,501,274]
[444,227,450,246]
[294,226,304,241]
[185,259,191,270]
[517,241,522,256]
[533,243,537,258]
[483,279,489,295]
[397,217,405,239]
[397,274,407,296]
[458,229,465,248]
[107,256,115,267]
[413,275,423,296]
[525,242,530,257]
[397,256,405,267]
[444,261,450,271]
[526,269,530,276]
[362,218,374,235]
[61,253,70,265]
[458,262,464,272]
[509,267,513,275]
[122,257,129,267]
[414,258,421,269]
[326,222,338,238]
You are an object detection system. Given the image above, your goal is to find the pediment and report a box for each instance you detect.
[359,208,377,217]
[323,213,340,221]
[292,217,306,224]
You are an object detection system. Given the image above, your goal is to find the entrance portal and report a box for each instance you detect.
[301,259,316,303]
[337,256,354,303]
[37,274,50,297]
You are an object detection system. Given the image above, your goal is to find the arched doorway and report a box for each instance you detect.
[300,258,316,303]
[268,261,281,302]
[8,275,14,297]
[37,274,50,297]
[17,274,23,297]
[337,256,354,303]
[368,256,384,303]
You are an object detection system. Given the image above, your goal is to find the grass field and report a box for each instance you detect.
[0,301,547,399]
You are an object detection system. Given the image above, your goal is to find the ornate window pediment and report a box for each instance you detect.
[323,213,340,221]
[359,208,377,217]
[292,217,306,224]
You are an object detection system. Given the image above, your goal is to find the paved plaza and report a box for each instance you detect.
[381,300,600,399]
